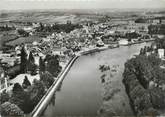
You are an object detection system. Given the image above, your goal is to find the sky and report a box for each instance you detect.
[0,0,165,10]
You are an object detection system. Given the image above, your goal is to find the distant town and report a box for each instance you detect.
[0,9,165,116]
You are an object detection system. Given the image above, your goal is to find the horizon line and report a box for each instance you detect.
[1,7,165,12]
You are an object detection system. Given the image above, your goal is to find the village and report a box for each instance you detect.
[0,11,165,116]
[1,13,165,93]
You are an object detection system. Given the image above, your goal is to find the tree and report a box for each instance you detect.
[12,83,23,94]
[22,76,31,89]
[0,91,10,104]
[125,32,141,39]
[148,24,165,35]
[29,79,46,108]
[29,63,37,75]
[0,102,24,116]
[150,88,165,109]
[27,51,37,75]
[39,57,45,74]
[39,22,44,31]
[0,25,14,31]
[140,48,145,55]
[135,18,147,23]
[46,55,62,77]
[123,52,165,116]
[156,38,165,49]
[40,71,54,89]
[17,29,29,37]
[28,51,35,63]
[20,46,27,73]
[11,83,31,113]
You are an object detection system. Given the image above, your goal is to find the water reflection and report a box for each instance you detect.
[41,92,56,116]
[49,93,56,106]
[56,82,62,92]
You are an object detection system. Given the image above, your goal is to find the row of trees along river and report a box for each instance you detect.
[123,38,165,116]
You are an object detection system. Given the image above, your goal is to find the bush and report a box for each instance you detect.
[40,71,54,89]
[12,83,23,93]
[45,55,62,77]
[7,65,21,79]
[22,76,31,89]
[28,79,46,108]
[28,63,37,75]
[11,83,32,113]
[0,91,10,104]
[17,29,29,37]
[150,88,165,109]
[0,102,24,116]
[143,107,159,116]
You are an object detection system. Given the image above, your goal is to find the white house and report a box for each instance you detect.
[118,39,129,46]
[158,49,164,58]
[0,67,9,93]
[15,45,21,55]
[10,74,40,86]
[23,27,33,32]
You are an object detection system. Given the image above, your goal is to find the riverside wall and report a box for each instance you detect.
[31,56,79,117]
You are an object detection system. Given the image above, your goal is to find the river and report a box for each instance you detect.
[42,42,152,117]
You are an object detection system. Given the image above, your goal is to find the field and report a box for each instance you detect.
[0,34,3,49]
[0,10,103,24]
[1,9,165,26]
[0,9,165,49]
[6,36,42,46]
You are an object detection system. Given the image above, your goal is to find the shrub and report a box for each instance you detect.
[0,102,24,116]
[28,80,46,108]
[40,71,54,89]
[0,91,10,104]
[11,83,32,113]
[22,76,31,89]
[150,88,165,109]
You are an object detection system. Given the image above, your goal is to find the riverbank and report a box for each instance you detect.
[120,39,155,46]
[78,39,155,56]
[31,56,79,117]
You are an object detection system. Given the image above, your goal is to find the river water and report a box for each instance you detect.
[42,42,152,117]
